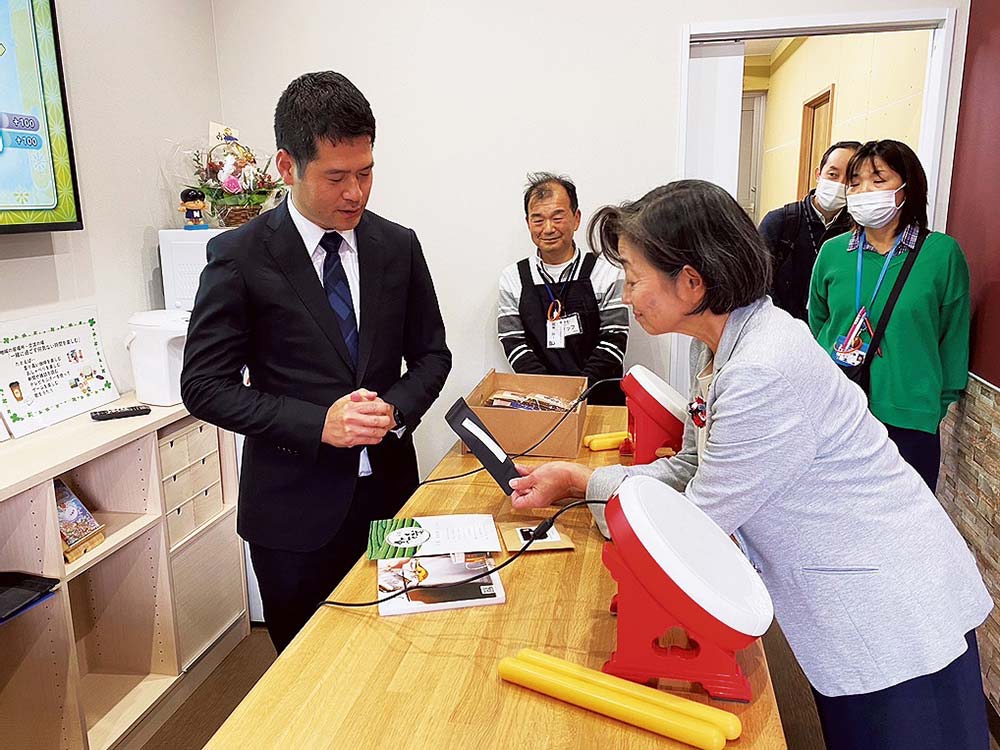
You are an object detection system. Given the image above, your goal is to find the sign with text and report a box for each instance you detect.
[0,308,119,437]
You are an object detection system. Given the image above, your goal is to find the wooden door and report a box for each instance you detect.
[798,85,835,198]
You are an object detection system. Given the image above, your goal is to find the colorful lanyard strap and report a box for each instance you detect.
[855,230,905,312]
[539,252,579,321]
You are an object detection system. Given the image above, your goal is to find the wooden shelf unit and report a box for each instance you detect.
[0,395,249,750]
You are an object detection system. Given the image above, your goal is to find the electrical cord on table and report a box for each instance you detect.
[318,499,607,609]
[418,377,623,487]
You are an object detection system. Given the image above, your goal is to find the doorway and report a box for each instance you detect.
[681,9,957,227]
[668,10,960,395]
[738,91,766,222]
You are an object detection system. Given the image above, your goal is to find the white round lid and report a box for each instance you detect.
[627,364,688,422]
[128,309,190,332]
[617,475,773,636]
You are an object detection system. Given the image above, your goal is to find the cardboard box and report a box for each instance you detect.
[461,370,587,459]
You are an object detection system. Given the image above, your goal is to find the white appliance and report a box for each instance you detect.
[125,310,190,406]
[235,433,264,622]
[158,228,229,311]
[157,228,264,621]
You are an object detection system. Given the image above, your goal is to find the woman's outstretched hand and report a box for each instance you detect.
[508,462,594,510]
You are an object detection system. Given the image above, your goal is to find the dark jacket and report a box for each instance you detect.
[180,200,452,551]
[758,192,853,321]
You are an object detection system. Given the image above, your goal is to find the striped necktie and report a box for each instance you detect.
[320,233,359,366]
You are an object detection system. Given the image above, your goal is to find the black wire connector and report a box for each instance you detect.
[318,499,608,610]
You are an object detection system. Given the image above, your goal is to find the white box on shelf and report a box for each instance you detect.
[158,228,229,311]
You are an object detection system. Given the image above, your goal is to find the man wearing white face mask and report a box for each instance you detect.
[759,140,861,321]
[809,139,971,493]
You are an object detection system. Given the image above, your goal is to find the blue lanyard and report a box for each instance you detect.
[855,230,905,312]
[539,253,580,304]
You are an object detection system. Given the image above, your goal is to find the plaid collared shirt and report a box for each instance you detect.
[847,222,921,255]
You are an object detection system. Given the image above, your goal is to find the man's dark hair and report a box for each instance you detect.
[846,139,929,229]
[274,71,376,171]
[588,180,771,316]
[181,188,205,202]
[523,172,579,216]
[818,140,863,171]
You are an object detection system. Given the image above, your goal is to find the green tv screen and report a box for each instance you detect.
[0,0,81,234]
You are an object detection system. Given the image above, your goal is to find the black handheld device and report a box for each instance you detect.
[445,397,520,494]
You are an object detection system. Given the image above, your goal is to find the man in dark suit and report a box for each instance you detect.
[180,71,452,653]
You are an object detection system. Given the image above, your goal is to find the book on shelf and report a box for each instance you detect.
[376,552,506,616]
[54,478,105,562]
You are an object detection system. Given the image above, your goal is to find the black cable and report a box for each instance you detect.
[318,499,607,609]
[418,377,623,487]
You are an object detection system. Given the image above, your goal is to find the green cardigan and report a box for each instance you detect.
[808,230,970,433]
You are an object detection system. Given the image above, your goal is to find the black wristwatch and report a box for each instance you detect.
[391,405,404,430]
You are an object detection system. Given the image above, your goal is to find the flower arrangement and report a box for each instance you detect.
[188,136,285,226]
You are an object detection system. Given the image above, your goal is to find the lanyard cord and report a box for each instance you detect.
[855,230,905,312]
[538,251,580,305]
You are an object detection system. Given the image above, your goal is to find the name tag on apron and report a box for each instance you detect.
[546,313,582,349]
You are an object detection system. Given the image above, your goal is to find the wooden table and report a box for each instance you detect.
[206,407,787,749]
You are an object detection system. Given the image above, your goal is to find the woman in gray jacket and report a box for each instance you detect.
[509,180,993,750]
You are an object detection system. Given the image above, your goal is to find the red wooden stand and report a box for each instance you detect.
[601,495,755,702]
[620,370,684,465]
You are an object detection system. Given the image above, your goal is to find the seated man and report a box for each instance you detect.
[758,140,861,321]
[498,173,627,405]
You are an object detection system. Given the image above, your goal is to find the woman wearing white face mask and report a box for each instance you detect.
[809,140,971,491]
[758,140,861,321]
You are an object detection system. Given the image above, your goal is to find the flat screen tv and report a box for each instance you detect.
[0,0,82,234]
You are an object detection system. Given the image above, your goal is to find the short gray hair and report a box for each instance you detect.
[523,172,579,215]
[588,180,771,315]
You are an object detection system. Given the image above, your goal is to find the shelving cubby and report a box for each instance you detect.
[0,396,249,750]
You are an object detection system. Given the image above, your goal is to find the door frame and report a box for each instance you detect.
[797,84,835,199]
[744,91,767,221]
[674,8,962,391]
[678,8,961,230]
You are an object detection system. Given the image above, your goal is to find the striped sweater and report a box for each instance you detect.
[497,249,628,378]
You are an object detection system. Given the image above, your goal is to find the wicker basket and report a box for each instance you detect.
[216,205,262,227]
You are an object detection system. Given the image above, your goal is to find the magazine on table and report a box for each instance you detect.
[376,552,506,616]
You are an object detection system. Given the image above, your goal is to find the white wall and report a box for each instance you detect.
[0,0,222,390]
[0,2,968,475]
[210,0,970,475]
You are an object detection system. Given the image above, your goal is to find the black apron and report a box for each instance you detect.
[516,253,624,405]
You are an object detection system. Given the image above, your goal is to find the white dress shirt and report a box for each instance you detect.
[286,197,372,475]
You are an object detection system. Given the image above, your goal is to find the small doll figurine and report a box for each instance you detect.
[179,188,209,230]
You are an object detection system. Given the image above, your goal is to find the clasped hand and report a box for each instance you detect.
[322,389,395,448]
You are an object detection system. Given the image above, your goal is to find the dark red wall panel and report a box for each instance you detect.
[947,0,1000,385]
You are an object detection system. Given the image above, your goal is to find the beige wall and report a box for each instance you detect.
[0,0,222,391]
[744,54,771,91]
[760,29,932,216]
[211,0,969,473]
[0,2,971,472]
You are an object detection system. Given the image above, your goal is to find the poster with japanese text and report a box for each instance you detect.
[0,308,119,438]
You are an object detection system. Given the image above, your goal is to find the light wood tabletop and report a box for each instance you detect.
[205,406,786,750]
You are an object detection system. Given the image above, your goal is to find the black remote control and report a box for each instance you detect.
[90,405,152,421]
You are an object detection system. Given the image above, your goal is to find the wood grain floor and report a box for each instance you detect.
[143,626,276,750]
